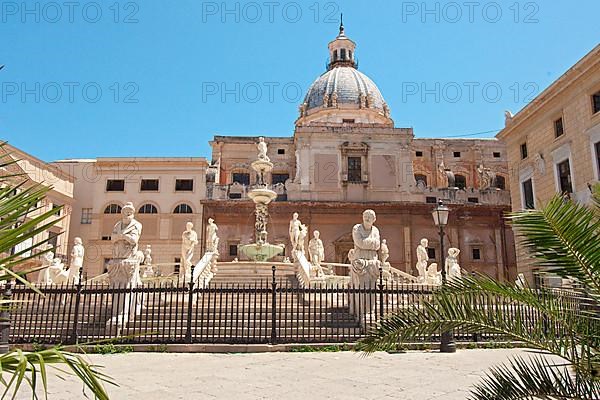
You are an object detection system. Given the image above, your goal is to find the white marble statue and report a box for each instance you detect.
[68,237,84,284]
[416,238,429,283]
[296,224,308,254]
[106,202,144,328]
[348,210,381,322]
[289,212,303,254]
[445,248,462,280]
[516,273,527,289]
[141,244,154,278]
[257,137,270,162]
[308,230,325,278]
[206,218,220,253]
[380,239,390,264]
[504,110,514,126]
[37,251,55,284]
[426,263,442,285]
[181,222,199,282]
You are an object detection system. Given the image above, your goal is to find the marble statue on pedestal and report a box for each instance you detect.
[257,137,270,162]
[348,210,381,322]
[438,161,456,188]
[445,248,462,280]
[426,263,442,285]
[416,238,429,283]
[296,224,308,255]
[289,213,303,254]
[37,251,54,284]
[181,222,199,282]
[38,251,69,284]
[206,218,220,253]
[106,202,144,329]
[141,245,153,278]
[379,239,392,281]
[68,237,84,284]
[308,230,325,278]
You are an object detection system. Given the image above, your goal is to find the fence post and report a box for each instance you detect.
[271,266,277,344]
[378,266,384,319]
[185,264,195,344]
[0,281,13,353]
[69,268,84,345]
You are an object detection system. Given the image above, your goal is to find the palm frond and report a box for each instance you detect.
[509,195,600,297]
[469,355,600,400]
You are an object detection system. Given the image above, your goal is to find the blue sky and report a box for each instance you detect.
[1,1,599,161]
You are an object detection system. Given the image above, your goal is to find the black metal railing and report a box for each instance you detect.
[4,269,585,346]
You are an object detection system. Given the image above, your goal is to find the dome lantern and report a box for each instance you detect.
[327,14,357,70]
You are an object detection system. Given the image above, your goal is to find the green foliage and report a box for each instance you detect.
[358,193,600,399]
[92,344,134,355]
[0,143,113,398]
[290,344,352,352]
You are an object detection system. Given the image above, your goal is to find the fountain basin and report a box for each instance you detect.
[251,159,274,173]
[248,187,278,205]
[239,242,285,262]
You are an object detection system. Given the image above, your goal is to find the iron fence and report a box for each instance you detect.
[4,269,585,346]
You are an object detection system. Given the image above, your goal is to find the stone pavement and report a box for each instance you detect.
[16,349,534,399]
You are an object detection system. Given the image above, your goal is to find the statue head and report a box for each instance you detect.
[448,248,460,257]
[420,238,428,247]
[382,239,387,245]
[74,237,82,245]
[44,251,54,262]
[121,202,136,224]
[259,137,265,143]
[313,230,320,239]
[186,222,194,231]
[208,218,214,225]
[362,209,376,229]
[292,212,299,220]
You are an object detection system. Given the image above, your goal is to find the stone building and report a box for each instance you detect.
[203,24,516,281]
[496,44,600,281]
[0,143,74,269]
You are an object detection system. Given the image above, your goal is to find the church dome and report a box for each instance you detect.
[303,67,388,114]
[297,19,392,126]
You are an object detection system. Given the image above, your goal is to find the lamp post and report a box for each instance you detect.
[431,199,456,353]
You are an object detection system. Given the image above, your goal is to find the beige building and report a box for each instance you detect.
[0,143,74,270]
[497,44,600,280]
[53,157,209,277]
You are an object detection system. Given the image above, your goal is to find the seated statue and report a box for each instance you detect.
[426,263,442,285]
[445,248,462,280]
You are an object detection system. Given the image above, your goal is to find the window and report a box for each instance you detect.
[427,248,436,260]
[468,197,479,203]
[496,175,506,190]
[175,179,194,192]
[272,173,289,185]
[347,157,362,183]
[229,193,242,199]
[52,204,62,216]
[455,175,466,190]
[173,204,193,214]
[520,143,528,160]
[277,149,285,155]
[426,196,437,204]
[493,152,501,158]
[104,204,122,214]
[232,173,250,186]
[106,179,125,192]
[174,258,181,274]
[47,232,59,250]
[101,236,111,241]
[138,204,158,214]
[453,152,461,158]
[415,151,423,157]
[342,119,355,124]
[140,179,159,191]
[414,174,427,187]
[81,208,92,224]
[340,48,347,60]
[229,244,238,257]
[593,91,600,114]
[522,178,535,209]
[472,248,481,260]
[554,117,564,138]
[557,159,573,194]
[333,50,338,61]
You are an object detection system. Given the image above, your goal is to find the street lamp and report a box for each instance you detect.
[431,199,456,353]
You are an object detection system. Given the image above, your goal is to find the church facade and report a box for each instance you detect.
[48,25,516,280]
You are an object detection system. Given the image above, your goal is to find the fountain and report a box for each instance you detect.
[239,137,285,261]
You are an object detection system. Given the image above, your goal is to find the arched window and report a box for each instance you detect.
[496,175,506,190]
[138,204,158,214]
[173,204,193,214]
[104,204,122,214]
[455,175,467,190]
[333,50,338,61]
[414,174,428,187]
